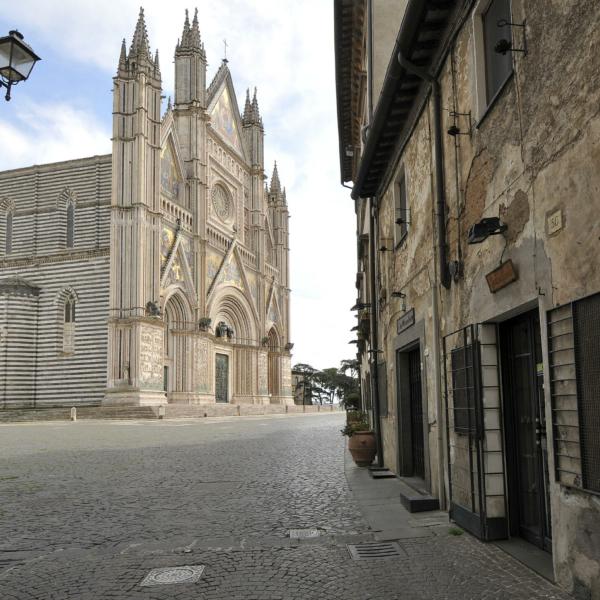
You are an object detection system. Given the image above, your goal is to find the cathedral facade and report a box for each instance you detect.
[0,9,293,408]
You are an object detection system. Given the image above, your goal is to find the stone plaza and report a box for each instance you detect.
[1,413,571,599]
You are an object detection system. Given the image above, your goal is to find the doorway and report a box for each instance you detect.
[500,310,552,551]
[408,348,425,479]
[396,345,426,480]
[215,353,229,403]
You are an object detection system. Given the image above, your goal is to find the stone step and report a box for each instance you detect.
[396,478,440,513]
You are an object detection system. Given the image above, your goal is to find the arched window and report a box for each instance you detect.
[63,295,76,354]
[66,203,75,248]
[5,211,13,254]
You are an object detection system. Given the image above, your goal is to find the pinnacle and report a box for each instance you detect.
[129,6,152,62]
[154,49,160,75]
[177,8,203,54]
[270,161,281,194]
[251,87,261,122]
[118,38,127,69]
[243,88,252,123]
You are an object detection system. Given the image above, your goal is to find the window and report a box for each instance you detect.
[573,293,600,493]
[473,0,513,119]
[63,296,76,354]
[450,343,479,435]
[66,202,75,248]
[5,211,13,254]
[394,174,408,247]
[483,0,512,103]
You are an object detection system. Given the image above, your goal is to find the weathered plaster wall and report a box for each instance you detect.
[435,1,600,595]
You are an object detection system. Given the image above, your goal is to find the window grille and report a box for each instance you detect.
[548,291,600,494]
[573,293,600,493]
[378,361,387,418]
[450,343,477,435]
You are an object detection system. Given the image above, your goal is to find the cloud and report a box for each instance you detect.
[0,100,111,170]
[0,1,357,370]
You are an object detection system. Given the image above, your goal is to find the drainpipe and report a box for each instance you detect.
[397,53,450,289]
[398,53,448,505]
[369,196,384,467]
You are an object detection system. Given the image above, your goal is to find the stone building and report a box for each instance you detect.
[336,0,600,595]
[0,8,293,408]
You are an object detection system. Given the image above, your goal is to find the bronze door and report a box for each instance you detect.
[215,353,229,403]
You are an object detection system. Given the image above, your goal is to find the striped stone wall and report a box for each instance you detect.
[0,155,112,408]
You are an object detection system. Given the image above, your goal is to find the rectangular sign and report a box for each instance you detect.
[397,308,415,334]
[486,260,518,293]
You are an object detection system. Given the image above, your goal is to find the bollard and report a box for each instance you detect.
[158,405,166,420]
[70,407,77,421]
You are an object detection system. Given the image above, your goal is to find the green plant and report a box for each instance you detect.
[341,412,371,437]
[448,527,464,536]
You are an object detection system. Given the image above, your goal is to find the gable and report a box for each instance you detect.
[209,85,244,155]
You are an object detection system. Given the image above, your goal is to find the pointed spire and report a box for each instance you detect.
[270,162,281,194]
[191,8,202,49]
[154,49,160,76]
[243,88,252,123]
[251,87,260,120]
[167,96,172,111]
[118,38,127,70]
[130,7,151,62]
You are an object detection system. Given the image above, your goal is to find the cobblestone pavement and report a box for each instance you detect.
[0,414,571,599]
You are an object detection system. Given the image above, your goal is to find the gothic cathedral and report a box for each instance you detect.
[0,9,293,408]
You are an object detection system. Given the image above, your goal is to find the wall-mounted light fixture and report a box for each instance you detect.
[350,325,359,331]
[494,19,527,56]
[446,111,472,137]
[348,340,359,345]
[391,291,406,311]
[467,217,508,244]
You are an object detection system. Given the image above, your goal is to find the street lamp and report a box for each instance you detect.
[0,30,41,101]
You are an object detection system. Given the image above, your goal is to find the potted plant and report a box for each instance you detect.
[341,412,376,467]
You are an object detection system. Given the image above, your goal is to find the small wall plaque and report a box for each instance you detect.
[397,308,415,334]
[486,260,518,293]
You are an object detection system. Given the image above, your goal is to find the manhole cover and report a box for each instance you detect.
[288,528,322,539]
[347,541,403,560]
[140,565,205,586]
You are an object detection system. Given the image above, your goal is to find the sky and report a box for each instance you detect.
[0,1,357,371]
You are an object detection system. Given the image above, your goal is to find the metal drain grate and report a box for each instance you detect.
[347,541,403,560]
[140,565,205,586]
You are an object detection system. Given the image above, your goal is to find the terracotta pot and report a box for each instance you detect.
[348,430,376,466]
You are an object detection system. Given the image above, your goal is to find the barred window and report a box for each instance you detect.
[483,0,513,103]
[451,343,478,435]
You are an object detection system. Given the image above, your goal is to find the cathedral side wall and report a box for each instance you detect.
[0,254,110,408]
[0,155,112,408]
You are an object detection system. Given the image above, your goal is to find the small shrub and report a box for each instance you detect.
[448,527,464,536]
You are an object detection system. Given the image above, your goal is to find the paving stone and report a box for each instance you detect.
[0,414,572,599]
